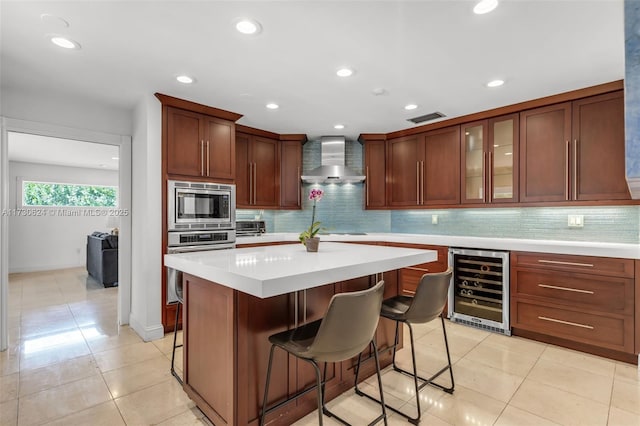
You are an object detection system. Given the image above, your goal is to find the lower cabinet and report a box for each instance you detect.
[385,243,448,295]
[183,270,399,426]
[511,251,636,359]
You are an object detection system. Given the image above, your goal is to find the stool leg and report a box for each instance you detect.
[391,320,400,370]
[440,315,455,392]
[260,344,277,426]
[406,322,422,424]
[170,302,183,385]
[371,340,388,426]
[310,360,324,426]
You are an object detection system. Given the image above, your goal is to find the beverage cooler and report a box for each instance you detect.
[448,248,511,335]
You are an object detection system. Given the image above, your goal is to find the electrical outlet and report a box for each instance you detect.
[568,214,584,228]
[432,214,438,225]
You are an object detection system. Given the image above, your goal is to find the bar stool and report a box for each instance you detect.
[170,278,183,385]
[356,268,454,425]
[260,280,388,426]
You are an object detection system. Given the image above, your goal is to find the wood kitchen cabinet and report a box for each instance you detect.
[279,136,305,209]
[519,90,629,203]
[184,271,401,426]
[165,106,236,180]
[511,251,636,361]
[461,114,519,204]
[360,135,387,208]
[385,243,448,295]
[236,130,280,208]
[387,126,460,207]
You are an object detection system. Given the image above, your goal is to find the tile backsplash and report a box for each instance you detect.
[237,139,640,244]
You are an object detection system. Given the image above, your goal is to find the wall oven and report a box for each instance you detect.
[448,248,510,335]
[166,180,236,304]
[167,180,236,231]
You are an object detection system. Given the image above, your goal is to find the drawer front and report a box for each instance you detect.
[401,262,448,295]
[513,269,634,315]
[513,300,634,352]
[388,243,448,270]
[512,252,634,278]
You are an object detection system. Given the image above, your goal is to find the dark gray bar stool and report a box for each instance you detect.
[170,278,183,385]
[356,268,454,424]
[260,280,388,426]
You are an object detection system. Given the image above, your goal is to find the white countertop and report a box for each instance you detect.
[164,242,437,298]
[236,233,640,259]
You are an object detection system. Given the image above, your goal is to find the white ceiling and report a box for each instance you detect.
[1,0,625,147]
[8,132,120,171]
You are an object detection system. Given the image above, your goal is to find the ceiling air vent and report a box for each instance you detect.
[407,111,446,124]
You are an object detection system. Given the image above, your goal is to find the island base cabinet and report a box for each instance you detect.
[183,274,236,426]
[183,271,400,426]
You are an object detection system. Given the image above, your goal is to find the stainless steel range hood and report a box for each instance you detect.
[301,136,366,184]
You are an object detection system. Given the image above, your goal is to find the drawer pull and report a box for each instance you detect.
[538,316,594,329]
[537,259,594,268]
[405,266,429,272]
[538,284,594,294]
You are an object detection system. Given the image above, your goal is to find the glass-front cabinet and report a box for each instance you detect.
[461,114,519,204]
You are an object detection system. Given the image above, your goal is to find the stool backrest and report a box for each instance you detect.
[308,280,385,363]
[404,268,453,324]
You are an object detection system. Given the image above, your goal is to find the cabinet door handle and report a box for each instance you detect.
[200,140,205,176]
[403,289,416,295]
[253,162,257,205]
[416,162,420,204]
[488,152,493,203]
[538,259,594,268]
[366,166,370,206]
[206,141,210,176]
[565,140,570,201]
[248,163,253,205]
[573,139,578,200]
[538,283,594,294]
[538,316,594,330]
[420,160,425,205]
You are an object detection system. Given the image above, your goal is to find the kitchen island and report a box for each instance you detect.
[164,242,436,426]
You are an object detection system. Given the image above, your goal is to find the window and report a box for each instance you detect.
[21,180,118,207]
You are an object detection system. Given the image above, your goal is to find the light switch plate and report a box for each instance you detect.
[568,214,584,227]
[432,214,438,225]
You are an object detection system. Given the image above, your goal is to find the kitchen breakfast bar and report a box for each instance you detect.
[164,242,436,425]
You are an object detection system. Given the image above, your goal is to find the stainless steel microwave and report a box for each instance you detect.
[167,180,236,231]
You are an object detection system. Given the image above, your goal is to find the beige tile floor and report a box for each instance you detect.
[1,267,638,426]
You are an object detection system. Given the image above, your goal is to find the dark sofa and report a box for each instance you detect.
[86,232,118,287]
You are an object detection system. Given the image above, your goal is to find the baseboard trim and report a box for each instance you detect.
[9,263,84,274]
[129,313,164,342]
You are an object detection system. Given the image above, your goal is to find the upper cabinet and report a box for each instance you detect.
[158,93,241,182]
[572,91,629,201]
[387,126,460,207]
[279,136,305,209]
[236,131,280,209]
[520,90,628,203]
[461,114,519,204]
[360,135,386,209]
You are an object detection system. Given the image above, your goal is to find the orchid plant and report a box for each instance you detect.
[299,188,324,244]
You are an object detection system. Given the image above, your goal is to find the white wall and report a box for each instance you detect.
[8,161,119,273]
[129,93,163,341]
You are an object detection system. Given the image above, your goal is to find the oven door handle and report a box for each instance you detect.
[167,243,236,253]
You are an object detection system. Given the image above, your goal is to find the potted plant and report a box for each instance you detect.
[299,188,324,252]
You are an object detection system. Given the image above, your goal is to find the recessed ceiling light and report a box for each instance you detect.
[334,124,345,130]
[49,35,80,49]
[111,157,119,160]
[474,0,499,14]
[235,18,262,35]
[487,79,505,88]
[404,104,418,110]
[266,103,279,109]
[336,68,354,77]
[176,75,195,84]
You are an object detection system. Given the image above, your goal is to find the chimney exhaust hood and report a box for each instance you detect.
[301,136,366,184]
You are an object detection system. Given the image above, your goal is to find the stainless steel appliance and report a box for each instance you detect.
[236,220,266,237]
[167,180,235,231]
[166,180,236,304]
[448,248,510,335]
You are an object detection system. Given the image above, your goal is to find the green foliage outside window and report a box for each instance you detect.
[23,181,117,207]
